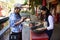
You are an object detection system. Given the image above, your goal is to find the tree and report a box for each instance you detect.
[29,0,42,15]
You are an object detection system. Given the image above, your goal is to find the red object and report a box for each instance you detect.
[42,0,46,6]
[31,31,48,40]
[0,6,2,16]
[0,12,2,16]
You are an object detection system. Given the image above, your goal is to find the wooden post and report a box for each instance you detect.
[42,0,46,6]
[36,6,38,17]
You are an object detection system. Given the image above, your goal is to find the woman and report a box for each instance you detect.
[37,6,54,40]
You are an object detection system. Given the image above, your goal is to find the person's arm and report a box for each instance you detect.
[36,15,54,31]
[41,15,54,30]
[15,17,26,26]
[47,15,54,30]
[9,13,26,27]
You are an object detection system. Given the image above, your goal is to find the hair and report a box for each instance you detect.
[40,6,52,20]
[14,7,21,17]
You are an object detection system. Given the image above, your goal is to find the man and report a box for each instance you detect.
[9,4,26,40]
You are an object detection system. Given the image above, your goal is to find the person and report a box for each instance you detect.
[9,4,26,40]
[36,6,54,40]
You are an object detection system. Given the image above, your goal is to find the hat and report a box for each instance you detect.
[14,3,23,8]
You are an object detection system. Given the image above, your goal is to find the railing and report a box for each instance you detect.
[0,25,10,38]
[0,17,9,39]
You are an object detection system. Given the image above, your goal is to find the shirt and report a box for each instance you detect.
[47,15,54,30]
[9,12,23,33]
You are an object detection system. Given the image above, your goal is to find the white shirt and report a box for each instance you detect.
[47,15,54,30]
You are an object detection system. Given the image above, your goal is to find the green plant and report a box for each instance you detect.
[29,0,42,15]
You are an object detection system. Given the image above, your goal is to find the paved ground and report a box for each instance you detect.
[0,23,60,40]
[51,23,60,40]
